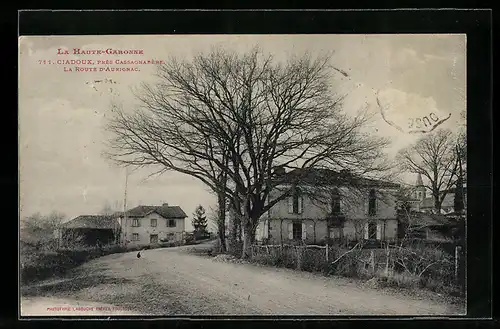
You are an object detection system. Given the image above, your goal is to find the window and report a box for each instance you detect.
[168,219,176,228]
[292,222,302,240]
[132,233,139,241]
[329,226,343,239]
[368,222,377,240]
[331,188,341,214]
[368,189,377,216]
[132,219,140,227]
[150,234,158,244]
[150,218,157,227]
[288,187,303,214]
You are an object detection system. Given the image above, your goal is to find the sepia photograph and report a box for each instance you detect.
[19,34,467,317]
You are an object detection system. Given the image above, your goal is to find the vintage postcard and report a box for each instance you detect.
[19,34,466,317]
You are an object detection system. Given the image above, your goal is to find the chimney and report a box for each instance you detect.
[162,203,169,207]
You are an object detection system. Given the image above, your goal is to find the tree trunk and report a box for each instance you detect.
[241,220,255,259]
[313,221,317,244]
[237,218,242,242]
[280,219,284,246]
[217,192,227,253]
[454,146,465,214]
[227,209,237,254]
[433,191,442,214]
[242,228,252,259]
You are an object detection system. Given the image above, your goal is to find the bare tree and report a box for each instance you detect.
[105,47,391,258]
[396,129,461,213]
[20,211,65,248]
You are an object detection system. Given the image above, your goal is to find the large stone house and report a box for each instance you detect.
[255,168,400,245]
[115,203,187,245]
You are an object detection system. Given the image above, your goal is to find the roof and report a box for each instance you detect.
[275,168,400,189]
[62,215,119,229]
[407,212,459,227]
[116,205,187,219]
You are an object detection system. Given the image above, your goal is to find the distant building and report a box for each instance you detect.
[116,203,187,245]
[408,174,467,215]
[60,203,188,247]
[59,215,120,247]
[405,173,426,212]
[399,212,460,243]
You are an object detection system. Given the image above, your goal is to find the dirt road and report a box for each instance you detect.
[21,245,464,316]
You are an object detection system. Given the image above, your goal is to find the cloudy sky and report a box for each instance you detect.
[18,34,466,229]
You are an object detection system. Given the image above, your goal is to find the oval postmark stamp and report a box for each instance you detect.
[375,89,452,134]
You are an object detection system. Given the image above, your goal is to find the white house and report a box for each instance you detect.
[256,168,400,245]
[116,204,187,245]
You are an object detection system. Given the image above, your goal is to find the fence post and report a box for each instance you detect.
[370,250,375,274]
[454,245,459,282]
[296,246,302,271]
[326,243,329,262]
[385,243,390,276]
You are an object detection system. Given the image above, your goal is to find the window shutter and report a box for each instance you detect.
[364,222,369,239]
[288,223,293,239]
[288,197,294,213]
[264,220,269,238]
[376,222,382,240]
[298,195,303,214]
[302,222,307,240]
[375,193,379,216]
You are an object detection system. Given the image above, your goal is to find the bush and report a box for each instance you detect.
[325,248,367,278]
[249,243,459,296]
[301,248,328,272]
[227,240,243,258]
[158,241,182,248]
[250,245,296,268]
[377,271,421,289]
[389,244,455,286]
[21,250,77,283]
